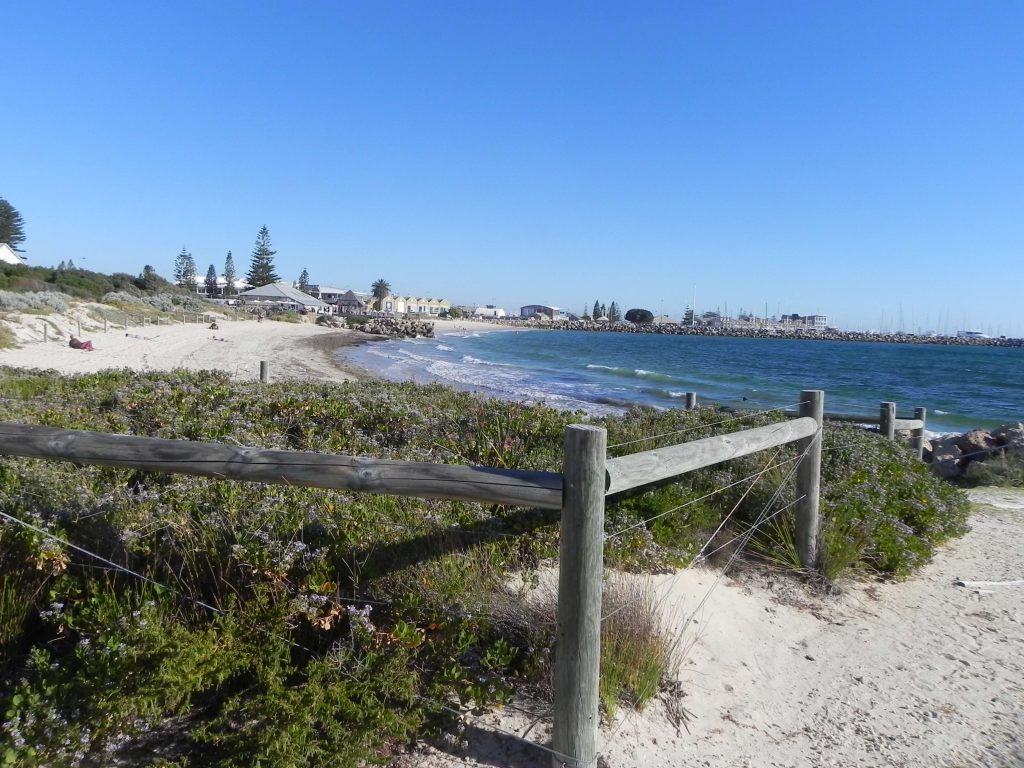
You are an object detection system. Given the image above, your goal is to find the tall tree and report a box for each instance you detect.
[141,265,160,291]
[608,302,621,322]
[246,226,279,286]
[371,278,391,311]
[599,303,607,319]
[205,264,219,297]
[593,300,601,319]
[0,197,26,249]
[222,251,236,297]
[182,252,197,290]
[297,268,311,294]
[174,248,192,285]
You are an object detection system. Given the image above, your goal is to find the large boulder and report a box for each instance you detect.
[992,423,1024,450]
[929,435,963,479]
[954,429,997,460]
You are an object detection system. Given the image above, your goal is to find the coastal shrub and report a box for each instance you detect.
[0,369,974,763]
[819,426,969,579]
[0,290,68,313]
[101,291,196,313]
[270,311,303,323]
[960,449,1024,488]
[599,576,678,719]
[0,325,16,349]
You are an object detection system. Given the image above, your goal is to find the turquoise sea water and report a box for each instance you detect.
[341,328,1024,434]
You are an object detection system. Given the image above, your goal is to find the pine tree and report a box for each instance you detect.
[246,226,280,286]
[205,264,219,297]
[593,300,601,319]
[600,303,607,319]
[298,268,310,294]
[57,261,67,271]
[608,302,620,322]
[182,253,197,289]
[174,248,190,284]
[223,251,236,297]
[0,197,26,249]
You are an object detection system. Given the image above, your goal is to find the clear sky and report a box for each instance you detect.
[4,1,1022,335]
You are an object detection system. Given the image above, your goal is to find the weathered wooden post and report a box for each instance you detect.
[43,324,48,344]
[103,317,107,333]
[910,407,927,460]
[77,320,81,337]
[259,361,269,384]
[552,424,606,768]
[880,401,896,440]
[685,392,697,410]
[796,390,823,570]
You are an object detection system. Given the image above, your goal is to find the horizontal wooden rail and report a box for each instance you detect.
[783,411,923,429]
[893,418,924,430]
[0,423,564,509]
[606,416,818,495]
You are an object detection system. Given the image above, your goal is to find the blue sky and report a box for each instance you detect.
[4,1,1022,335]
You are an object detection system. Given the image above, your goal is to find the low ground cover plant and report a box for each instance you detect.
[0,368,969,766]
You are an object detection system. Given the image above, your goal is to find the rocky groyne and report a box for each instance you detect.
[925,423,1024,480]
[478,318,1024,347]
[355,317,434,339]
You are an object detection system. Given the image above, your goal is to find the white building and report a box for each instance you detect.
[0,243,27,266]
[474,305,507,319]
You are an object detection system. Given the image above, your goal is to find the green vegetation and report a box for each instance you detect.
[960,449,1024,488]
[0,370,969,765]
[246,226,280,286]
[0,197,26,249]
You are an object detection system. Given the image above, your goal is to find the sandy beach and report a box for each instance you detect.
[394,487,1024,768]
[0,309,507,384]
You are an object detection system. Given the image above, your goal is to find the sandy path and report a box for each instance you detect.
[399,488,1024,768]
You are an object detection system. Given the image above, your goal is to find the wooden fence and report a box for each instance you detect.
[0,389,827,768]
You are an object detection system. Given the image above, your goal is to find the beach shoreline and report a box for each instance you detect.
[0,312,516,385]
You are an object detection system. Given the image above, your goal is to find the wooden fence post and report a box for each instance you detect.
[259,361,269,384]
[43,324,48,344]
[685,392,697,410]
[552,424,606,768]
[103,318,108,333]
[880,401,896,440]
[77,320,81,338]
[910,407,927,460]
[796,390,823,570]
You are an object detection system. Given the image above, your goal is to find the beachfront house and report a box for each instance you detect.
[474,305,507,319]
[520,304,566,320]
[0,243,28,266]
[381,295,452,317]
[195,276,249,300]
[334,290,370,315]
[236,282,331,314]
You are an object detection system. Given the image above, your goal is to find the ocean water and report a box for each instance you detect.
[340,328,1024,434]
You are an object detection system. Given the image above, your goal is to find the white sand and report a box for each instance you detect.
[0,309,510,383]
[398,488,1024,768]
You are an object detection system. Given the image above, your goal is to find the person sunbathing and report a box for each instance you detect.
[69,336,94,351]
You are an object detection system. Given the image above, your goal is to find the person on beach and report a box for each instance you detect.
[69,336,94,351]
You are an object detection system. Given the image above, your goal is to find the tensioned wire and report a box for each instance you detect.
[605,400,814,452]
[603,451,802,542]
[599,451,783,624]
[599,434,815,752]
[0,506,572,764]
